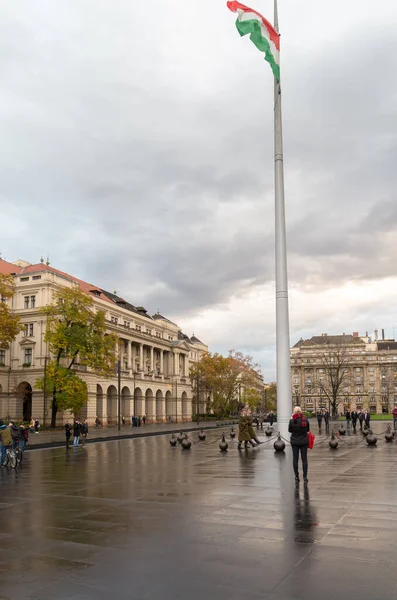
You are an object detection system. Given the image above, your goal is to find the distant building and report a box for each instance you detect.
[0,258,208,424]
[290,330,397,414]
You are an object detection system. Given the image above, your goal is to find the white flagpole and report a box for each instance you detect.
[273,0,292,438]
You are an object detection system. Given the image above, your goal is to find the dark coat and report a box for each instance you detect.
[289,416,310,446]
[351,411,358,423]
[73,423,81,437]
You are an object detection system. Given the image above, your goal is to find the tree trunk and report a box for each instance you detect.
[51,391,58,428]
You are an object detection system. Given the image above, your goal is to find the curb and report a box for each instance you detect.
[25,422,238,451]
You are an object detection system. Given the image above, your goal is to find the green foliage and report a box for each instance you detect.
[190,349,263,417]
[35,287,117,426]
[264,382,277,411]
[0,274,23,348]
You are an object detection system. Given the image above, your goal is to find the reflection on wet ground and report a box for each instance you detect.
[1,426,397,599]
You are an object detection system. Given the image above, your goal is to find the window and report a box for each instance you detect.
[20,277,29,282]
[24,348,32,365]
[24,296,30,309]
[29,323,34,337]
[355,367,361,372]
[156,331,162,338]
[146,329,152,335]
[124,321,130,328]
[1,296,6,303]
[23,324,29,337]
[370,387,375,393]
[111,316,118,325]
[30,296,36,308]
[0,349,5,365]
[136,325,141,332]
[369,367,375,372]
[168,336,173,341]
[32,275,41,280]
[318,368,324,373]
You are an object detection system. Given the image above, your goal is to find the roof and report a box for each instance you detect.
[178,331,192,343]
[377,341,397,351]
[190,335,204,344]
[294,334,365,348]
[100,289,153,320]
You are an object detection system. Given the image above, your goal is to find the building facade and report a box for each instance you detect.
[290,331,397,414]
[0,258,208,425]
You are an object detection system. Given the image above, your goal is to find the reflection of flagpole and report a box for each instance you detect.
[273,0,291,438]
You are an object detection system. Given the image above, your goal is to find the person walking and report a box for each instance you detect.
[392,405,397,431]
[81,420,88,446]
[238,408,256,449]
[345,409,351,432]
[323,410,330,435]
[34,419,40,434]
[289,407,310,484]
[351,410,358,433]
[65,421,72,448]
[316,410,323,433]
[19,423,28,459]
[269,411,275,427]
[364,410,370,429]
[0,421,12,466]
[73,420,81,447]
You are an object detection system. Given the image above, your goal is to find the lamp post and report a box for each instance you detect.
[43,356,48,426]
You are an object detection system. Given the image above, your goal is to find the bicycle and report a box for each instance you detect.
[3,444,21,469]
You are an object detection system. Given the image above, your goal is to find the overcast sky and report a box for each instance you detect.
[1,0,397,379]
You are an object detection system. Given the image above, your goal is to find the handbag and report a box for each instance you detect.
[308,431,315,450]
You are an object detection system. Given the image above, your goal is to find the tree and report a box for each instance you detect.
[380,367,394,413]
[190,349,262,417]
[264,382,277,412]
[315,345,351,416]
[35,287,117,427]
[0,274,23,350]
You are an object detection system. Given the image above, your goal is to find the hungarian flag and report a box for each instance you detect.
[227,1,280,81]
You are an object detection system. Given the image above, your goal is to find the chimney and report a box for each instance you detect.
[321,333,327,337]
[382,328,385,340]
[353,332,359,338]
[366,331,368,337]
[374,329,378,341]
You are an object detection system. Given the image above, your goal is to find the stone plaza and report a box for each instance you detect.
[1,423,397,599]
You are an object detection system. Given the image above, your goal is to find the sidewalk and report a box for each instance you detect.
[25,419,238,451]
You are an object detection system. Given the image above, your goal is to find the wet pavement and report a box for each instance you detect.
[1,423,397,599]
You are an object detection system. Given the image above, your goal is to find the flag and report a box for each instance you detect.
[227,1,280,80]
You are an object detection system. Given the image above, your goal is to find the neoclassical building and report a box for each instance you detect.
[291,331,397,414]
[0,258,208,425]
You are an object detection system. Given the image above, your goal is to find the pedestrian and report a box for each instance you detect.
[237,408,255,449]
[289,406,310,484]
[19,424,28,459]
[65,421,72,448]
[73,420,81,447]
[269,410,275,427]
[138,416,141,427]
[29,417,35,433]
[364,410,370,428]
[81,420,88,446]
[142,415,146,426]
[316,410,323,433]
[345,409,351,432]
[392,405,397,431]
[122,416,125,425]
[95,416,101,428]
[351,409,358,433]
[358,410,365,431]
[323,410,330,435]
[0,420,12,466]
[34,418,40,434]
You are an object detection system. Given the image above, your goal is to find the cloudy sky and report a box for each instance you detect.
[1,0,397,379]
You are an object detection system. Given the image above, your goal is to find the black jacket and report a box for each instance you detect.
[289,416,310,446]
[73,423,81,437]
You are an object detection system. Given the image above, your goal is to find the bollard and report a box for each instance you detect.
[198,429,206,441]
[362,427,369,437]
[170,433,177,447]
[338,425,346,436]
[177,431,185,444]
[329,430,339,449]
[274,432,285,452]
[230,428,236,439]
[219,433,228,452]
[265,426,273,437]
[366,429,377,446]
[181,434,192,449]
[385,425,394,442]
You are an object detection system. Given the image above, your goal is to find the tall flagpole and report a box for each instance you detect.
[273,0,292,438]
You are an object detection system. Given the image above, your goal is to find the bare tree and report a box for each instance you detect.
[315,345,351,416]
[380,367,394,413]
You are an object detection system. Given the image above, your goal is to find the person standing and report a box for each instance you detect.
[19,423,28,459]
[73,420,81,447]
[289,407,310,484]
[392,405,397,431]
[358,410,365,432]
[345,409,351,432]
[351,409,358,433]
[34,419,40,434]
[323,410,330,435]
[81,420,88,446]
[364,410,370,429]
[65,421,72,448]
[269,410,275,427]
[316,410,323,433]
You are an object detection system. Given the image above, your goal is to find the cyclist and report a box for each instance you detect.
[19,423,28,459]
[0,420,12,467]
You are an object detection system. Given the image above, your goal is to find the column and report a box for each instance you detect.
[139,344,144,371]
[160,350,164,374]
[127,340,132,371]
[184,354,189,377]
[174,352,179,376]
[132,345,136,371]
[150,346,154,373]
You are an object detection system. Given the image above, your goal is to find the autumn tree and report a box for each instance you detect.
[315,345,351,416]
[190,349,262,417]
[35,287,117,427]
[0,274,23,350]
[264,382,277,412]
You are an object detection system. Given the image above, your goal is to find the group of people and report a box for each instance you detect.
[237,407,262,449]
[0,420,29,466]
[65,419,88,448]
[344,409,370,432]
[315,410,330,434]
